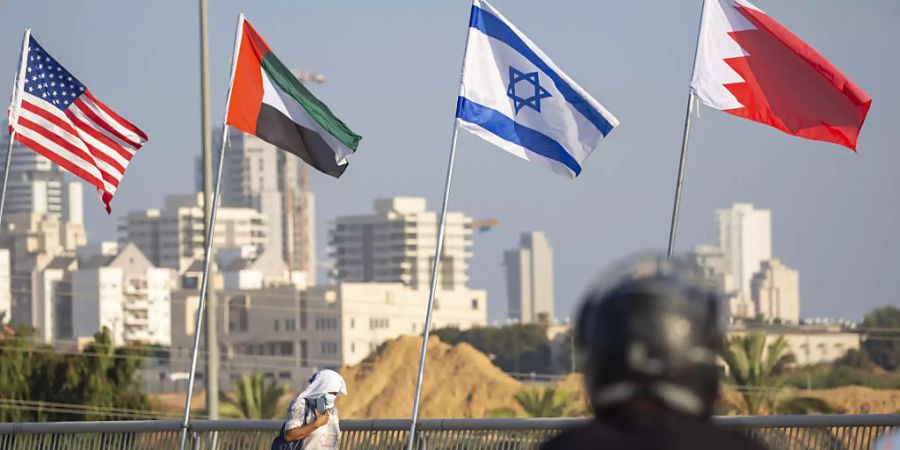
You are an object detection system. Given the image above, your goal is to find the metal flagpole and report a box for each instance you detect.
[1,29,31,228]
[666,0,708,258]
[406,6,473,450]
[178,124,229,450]
[666,91,696,258]
[0,132,18,227]
[406,118,461,450]
[179,12,245,450]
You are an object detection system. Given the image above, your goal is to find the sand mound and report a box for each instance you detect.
[337,335,523,418]
[556,373,584,393]
[801,385,900,414]
[553,373,900,415]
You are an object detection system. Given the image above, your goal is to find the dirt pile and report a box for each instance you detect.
[337,335,523,418]
[800,385,900,414]
[554,373,900,415]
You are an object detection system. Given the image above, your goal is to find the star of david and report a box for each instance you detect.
[506,66,551,115]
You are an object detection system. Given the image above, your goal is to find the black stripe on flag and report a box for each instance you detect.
[255,103,348,178]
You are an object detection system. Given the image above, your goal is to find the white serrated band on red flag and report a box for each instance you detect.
[691,0,758,111]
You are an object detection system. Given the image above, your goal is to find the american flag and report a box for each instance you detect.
[8,35,147,213]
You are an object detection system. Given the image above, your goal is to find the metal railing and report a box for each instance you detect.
[0,414,897,450]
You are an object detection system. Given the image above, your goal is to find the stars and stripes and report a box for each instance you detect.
[8,35,147,213]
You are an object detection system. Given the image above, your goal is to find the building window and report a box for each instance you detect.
[315,317,339,331]
[350,318,355,329]
[370,318,389,330]
[351,342,356,353]
[321,342,338,355]
[471,299,479,310]
[300,298,307,330]
[274,320,279,331]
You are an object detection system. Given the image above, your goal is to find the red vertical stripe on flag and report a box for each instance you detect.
[225,19,269,135]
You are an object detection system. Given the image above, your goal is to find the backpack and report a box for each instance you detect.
[271,398,316,450]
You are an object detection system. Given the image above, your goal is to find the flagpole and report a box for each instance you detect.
[178,125,229,450]
[666,0,707,258]
[406,6,472,450]
[666,91,696,258]
[1,29,31,229]
[406,118,461,450]
[0,132,18,227]
[179,12,245,450]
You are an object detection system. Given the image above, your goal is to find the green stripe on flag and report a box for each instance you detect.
[261,52,361,152]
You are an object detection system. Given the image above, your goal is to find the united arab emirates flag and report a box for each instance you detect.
[225,17,361,178]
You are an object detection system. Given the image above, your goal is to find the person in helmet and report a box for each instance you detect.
[541,255,766,450]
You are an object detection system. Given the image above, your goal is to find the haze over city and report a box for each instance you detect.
[1,0,898,323]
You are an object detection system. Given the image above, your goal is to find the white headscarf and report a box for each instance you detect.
[299,369,347,399]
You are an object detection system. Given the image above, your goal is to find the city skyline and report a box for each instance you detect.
[1,1,897,323]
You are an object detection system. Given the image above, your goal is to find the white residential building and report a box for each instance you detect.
[31,256,77,343]
[167,282,487,389]
[0,142,89,331]
[120,193,268,272]
[0,140,83,223]
[716,203,772,297]
[217,245,299,290]
[220,130,317,283]
[504,231,555,324]
[72,243,175,345]
[685,244,755,321]
[329,197,473,290]
[751,259,800,324]
[727,323,858,366]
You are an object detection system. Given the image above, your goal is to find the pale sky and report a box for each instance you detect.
[1,1,898,323]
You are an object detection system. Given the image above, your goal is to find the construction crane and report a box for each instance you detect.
[471,219,499,233]
[284,70,325,275]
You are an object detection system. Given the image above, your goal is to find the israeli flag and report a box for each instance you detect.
[456,0,619,178]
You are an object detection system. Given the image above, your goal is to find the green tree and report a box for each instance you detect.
[722,333,842,415]
[433,324,555,374]
[722,333,796,415]
[0,326,149,421]
[861,306,900,371]
[219,373,289,419]
[489,387,578,418]
[834,348,876,370]
[0,326,36,421]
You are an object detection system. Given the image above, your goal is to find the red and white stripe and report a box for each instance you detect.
[11,90,147,213]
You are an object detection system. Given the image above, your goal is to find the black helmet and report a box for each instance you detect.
[575,254,722,419]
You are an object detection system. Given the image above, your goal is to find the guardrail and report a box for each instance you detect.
[0,414,898,450]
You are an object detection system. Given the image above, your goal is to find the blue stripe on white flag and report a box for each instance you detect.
[456,96,582,176]
[468,5,615,137]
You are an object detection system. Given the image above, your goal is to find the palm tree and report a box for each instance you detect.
[722,333,795,415]
[489,387,578,418]
[219,373,290,419]
[722,333,842,415]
